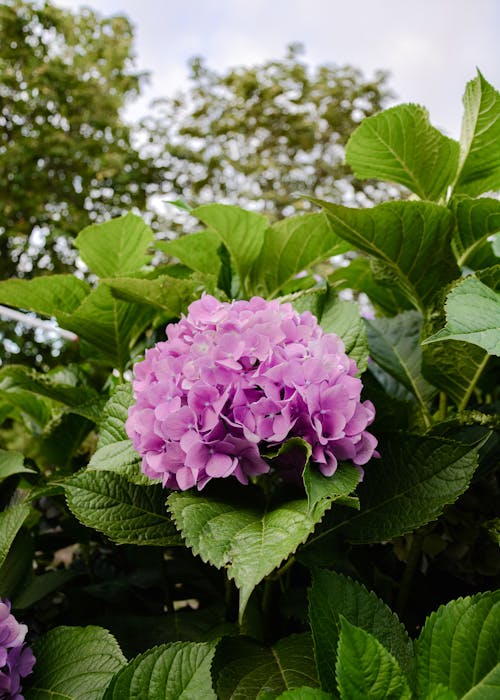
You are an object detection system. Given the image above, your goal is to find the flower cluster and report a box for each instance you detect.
[126,295,377,490]
[0,600,35,700]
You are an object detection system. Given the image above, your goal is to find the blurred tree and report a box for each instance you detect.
[143,43,396,226]
[0,0,164,363]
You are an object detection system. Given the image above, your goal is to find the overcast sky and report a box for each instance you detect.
[54,0,499,138]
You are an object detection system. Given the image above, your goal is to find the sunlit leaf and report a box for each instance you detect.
[317,200,458,311]
[455,71,500,196]
[346,103,459,201]
[75,213,154,277]
[423,276,500,356]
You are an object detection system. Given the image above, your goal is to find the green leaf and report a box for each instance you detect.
[0,502,31,568]
[13,569,80,609]
[63,284,155,372]
[0,364,104,422]
[75,213,154,277]
[0,448,36,483]
[455,71,500,196]
[103,275,200,316]
[0,529,34,600]
[336,617,412,699]
[309,569,414,692]
[87,440,150,486]
[103,641,217,700]
[97,384,134,448]
[25,626,126,700]
[423,276,500,356]
[274,689,333,700]
[320,297,369,373]
[365,312,436,420]
[423,685,458,700]
[318,200,458,311]
[168,489,333,620]
[421,339,489,409]
[326,434,480,543]
[477,264,500,290]
[451,196,500,267]
[0,389,51,430]
[328,257,413,316]
[303,462,360,513]
[65,470,181,546]
[192,204,268,294]
[345,103,459,201]
[156,229,222,275]
[0,274,90,317]
[250,212,350,297]
[415,591,500,698]
[214,633,319,699]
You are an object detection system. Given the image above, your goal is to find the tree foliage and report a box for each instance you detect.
[143,44,396,224]
[0,0,166,364]
[0,0,163,279]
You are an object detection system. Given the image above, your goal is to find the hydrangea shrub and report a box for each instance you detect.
[126,295,377,490]
[0,71,498,699]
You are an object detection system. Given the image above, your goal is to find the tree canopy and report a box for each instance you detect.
[0,0,164,363]
[0,0,163,280]
[143,44,395,226]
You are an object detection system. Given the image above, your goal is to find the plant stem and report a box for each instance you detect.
[438,391,447,422]
[395,531,424,619]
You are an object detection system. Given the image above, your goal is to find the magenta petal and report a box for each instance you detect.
[205,453,236,477]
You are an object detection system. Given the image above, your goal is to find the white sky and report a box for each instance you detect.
[54,0,499,138]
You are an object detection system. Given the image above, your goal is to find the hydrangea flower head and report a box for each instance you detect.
[126,295,377,490]
[0,599,35,700]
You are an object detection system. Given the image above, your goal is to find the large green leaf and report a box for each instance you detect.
[455,71,500,196]
[250,212,349,297]
[328,257,413,316]
[75,213,154,277]
[103,641,217,700]
[103,275,200,316]
[97,384,133,448]
[421,339,489,410]
[0,528,34,600]
[336,618,412,700]
[451,196,500,267]
[0,274,90,317]
[320,297,369,373]
[168,489,333,620]
[423,276,500,356]
[65,470,181,546]
[214,633,318,699]
[0,388,51,430]
[25,626,126,700]
[87,440,150,486]
[273,690,333,700]
[0,364,104,422]
[12,569,79,610]
[415,591,500,698]
[345,103,459,201]
[192,204,268,294]
[63,284,155,373]
[318,200,458,311]
[156,229,222,275]
[309,434,480,544]
[0,448,36,483]
[365,312,436,421]
[309,569,414,693]
[0,502,31,568]
[303,462,360,513]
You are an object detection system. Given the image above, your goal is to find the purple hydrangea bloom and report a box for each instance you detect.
[0,600,35,700]
[126,294,377,490]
